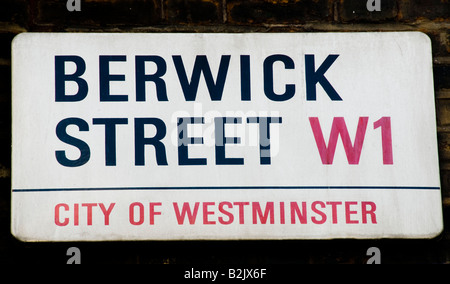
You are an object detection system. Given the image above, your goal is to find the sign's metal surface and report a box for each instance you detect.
[11,32,442,241]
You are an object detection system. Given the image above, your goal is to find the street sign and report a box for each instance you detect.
[11,32,442,241]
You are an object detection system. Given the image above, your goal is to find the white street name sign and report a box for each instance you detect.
[11,32,442,241]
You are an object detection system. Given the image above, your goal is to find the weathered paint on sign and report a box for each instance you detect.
[11,32,442,241]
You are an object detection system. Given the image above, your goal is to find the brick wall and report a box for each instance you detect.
[1,0,449,264]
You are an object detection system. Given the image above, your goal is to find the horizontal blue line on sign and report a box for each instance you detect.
[12,186,441,192]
